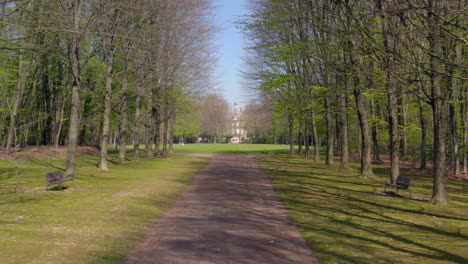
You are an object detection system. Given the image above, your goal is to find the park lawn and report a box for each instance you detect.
[172,143,294,154]
[257,155,468,264]
[0,153,210,264]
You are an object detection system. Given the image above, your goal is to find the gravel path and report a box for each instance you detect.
[124,154,320,264]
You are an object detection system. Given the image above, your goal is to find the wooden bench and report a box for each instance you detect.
[385,176,412,198]
[46,171,72,190]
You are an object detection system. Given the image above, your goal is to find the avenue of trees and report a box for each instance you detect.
[241,0,467,205]
[0,0,215,176]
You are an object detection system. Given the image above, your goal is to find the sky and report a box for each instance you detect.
[213,0,249,107]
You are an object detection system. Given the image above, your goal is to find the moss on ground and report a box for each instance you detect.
[257,155,468,264]
[0,154,209,264]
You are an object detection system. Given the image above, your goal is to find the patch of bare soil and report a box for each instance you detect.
[124,154,320,264]
[0,146,100,161]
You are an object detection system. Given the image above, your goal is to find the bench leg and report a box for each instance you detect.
[408,189,412,199]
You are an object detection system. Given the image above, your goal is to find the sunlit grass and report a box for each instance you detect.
[257,155,468,264]
[0,154,210,264]
[173,143,294,154]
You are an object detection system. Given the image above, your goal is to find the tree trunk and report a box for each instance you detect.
[429,1,448,205]
[65,2,83,179]
[118,57,129,165]
[65,50,81,178]
[52,62,64,149]
[419,99,428,169]
[298,120,303,155]
[325,98,333,166]
[354,89,374,178]
[305,117,310,158]
[340,93,349,169]
[133,92,141,159]
[312,111,320,161]
[169,115,175,154]
[6,51,28,152]
[370,99,380,161]
[379,0,400,183]
[399,97,408,157]
[162,118,168,156]
[145,123,154,158]
[99,47,115,170]
[288,114,294,155]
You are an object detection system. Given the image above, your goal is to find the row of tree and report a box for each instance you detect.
[0,0,215,176]
[242,0,467,205]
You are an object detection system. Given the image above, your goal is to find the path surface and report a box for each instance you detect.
[124,154,320,264]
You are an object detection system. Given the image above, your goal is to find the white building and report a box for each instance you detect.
[230,103,247,144]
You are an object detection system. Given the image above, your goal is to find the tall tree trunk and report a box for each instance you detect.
[52,62,64,149]
[312,111,320,161]
[380,0,400,183]
[305,117,310,158]
[145,123,154,158]
[288,114,294,155]
[65,1,83,179]
[99,46,115,170]
[162,118,168,156]
[399,96,408,157]
[429,1,448,205]
[419,99,428,169]
[370,99,380,161]
[340,93,349,169]
[169,115,175,154]
[449,94,459,176]
[6,51,28,152]
[298,120,303,154]
[325,98,333,166]
[118,56,129,165]
[354,89,374,178]
[133,92,141,159]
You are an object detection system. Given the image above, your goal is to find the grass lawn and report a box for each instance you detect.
[0,153,210,264]
[172,143,294,154]
[257,155,468,264]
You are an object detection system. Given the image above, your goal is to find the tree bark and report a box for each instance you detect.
[298,119,303,155]
[133,92,141,159]
[99,44,115,170]
[312,111,320,161]
[305,117,310,158]
[379,0,400,183]
[325,98,333,166]
[354,89,374,178]
[6,51,28,152]
[288,114,294,155]
[118,55,129,165]
[52,61,64,149]
[65,0,83,179]
[340,93,349,169]
[429,0,448,205]
[419,99,428,169]
[370,99,380,161]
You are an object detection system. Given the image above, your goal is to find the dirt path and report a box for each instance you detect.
[124,154,320,264]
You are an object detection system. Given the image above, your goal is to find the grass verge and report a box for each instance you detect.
[172,143,294,154]
[257,155,468,264]
[0,153,209,264]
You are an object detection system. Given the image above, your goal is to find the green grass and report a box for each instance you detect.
[257,155,468,264]
[172,143,294,154]
[0,153,210,264]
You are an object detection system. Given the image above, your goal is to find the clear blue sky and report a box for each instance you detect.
[213,0,249,107]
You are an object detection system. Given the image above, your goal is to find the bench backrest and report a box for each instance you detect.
[46,171,63,184]
[396,176,411,188]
